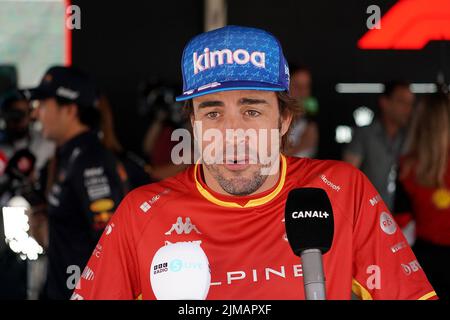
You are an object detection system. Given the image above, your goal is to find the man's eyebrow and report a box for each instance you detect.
[197,100,225,109]
[238,98,269,106]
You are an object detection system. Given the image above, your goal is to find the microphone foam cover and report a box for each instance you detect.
[150,242,211,300]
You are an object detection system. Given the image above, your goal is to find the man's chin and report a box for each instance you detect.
[220,178,261,196]
[42,131,56,142]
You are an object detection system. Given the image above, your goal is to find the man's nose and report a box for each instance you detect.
[221,112,246,131]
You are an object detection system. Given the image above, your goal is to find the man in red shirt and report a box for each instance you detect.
[72,25,436,300]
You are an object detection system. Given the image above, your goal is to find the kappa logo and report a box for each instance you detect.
[165,217,202,235]
[193,48,266,75]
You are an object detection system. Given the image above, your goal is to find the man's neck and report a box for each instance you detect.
[57,125,90,147]
[381,116,400,139]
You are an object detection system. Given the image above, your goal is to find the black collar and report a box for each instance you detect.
[57,131,98,159]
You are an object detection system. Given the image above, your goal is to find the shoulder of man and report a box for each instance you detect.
[288,156,371,223]
[65,137,118,176]
[288,156,362,188]
[112,165,195,228]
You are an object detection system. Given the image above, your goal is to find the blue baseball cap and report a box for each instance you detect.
[176,25,290,102]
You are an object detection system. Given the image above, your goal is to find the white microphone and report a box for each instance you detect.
[150,242,211,300]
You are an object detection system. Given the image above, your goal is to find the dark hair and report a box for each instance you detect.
[0,90,26,112]
[383,81,411,98]
[289,64,311,77]
[55,96,100,130]
[183,91,303,148]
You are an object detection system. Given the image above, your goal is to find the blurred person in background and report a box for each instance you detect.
[97,94,151,190]
[343,81,414,210]
[28,66,126,299]
[139,84,189,180]
[0,90,55,176]
[394,92,450,300]
[0,90,55,299]
[284,65,319,158]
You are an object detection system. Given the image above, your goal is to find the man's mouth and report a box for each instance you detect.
[223,156,254,171]
[224,162,250,171]
[226,158,249,165]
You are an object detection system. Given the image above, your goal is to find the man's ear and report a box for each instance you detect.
[190,113,195,130]
[280,111,294,137]
[64,103,79,121]
[189,100,201,140]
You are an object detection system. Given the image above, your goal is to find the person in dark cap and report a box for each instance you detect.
[28,66,126,299]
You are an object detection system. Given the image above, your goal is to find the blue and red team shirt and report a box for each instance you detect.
[72,156,437,300]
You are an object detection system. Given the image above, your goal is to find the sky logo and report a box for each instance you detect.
[169,259,203,272]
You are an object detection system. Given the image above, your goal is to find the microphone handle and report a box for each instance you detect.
[301,248,326,300]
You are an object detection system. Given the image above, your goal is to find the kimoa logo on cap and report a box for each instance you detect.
[193,48,266,75]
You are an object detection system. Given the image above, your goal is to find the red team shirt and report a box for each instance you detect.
[72,155,436,300]
[396,157,450,246]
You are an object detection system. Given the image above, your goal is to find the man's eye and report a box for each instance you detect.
[245,110,261,117]
[206,111,220,119]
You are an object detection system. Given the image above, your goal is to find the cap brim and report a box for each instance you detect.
[22,87,55,101]
[175,81,286,102]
